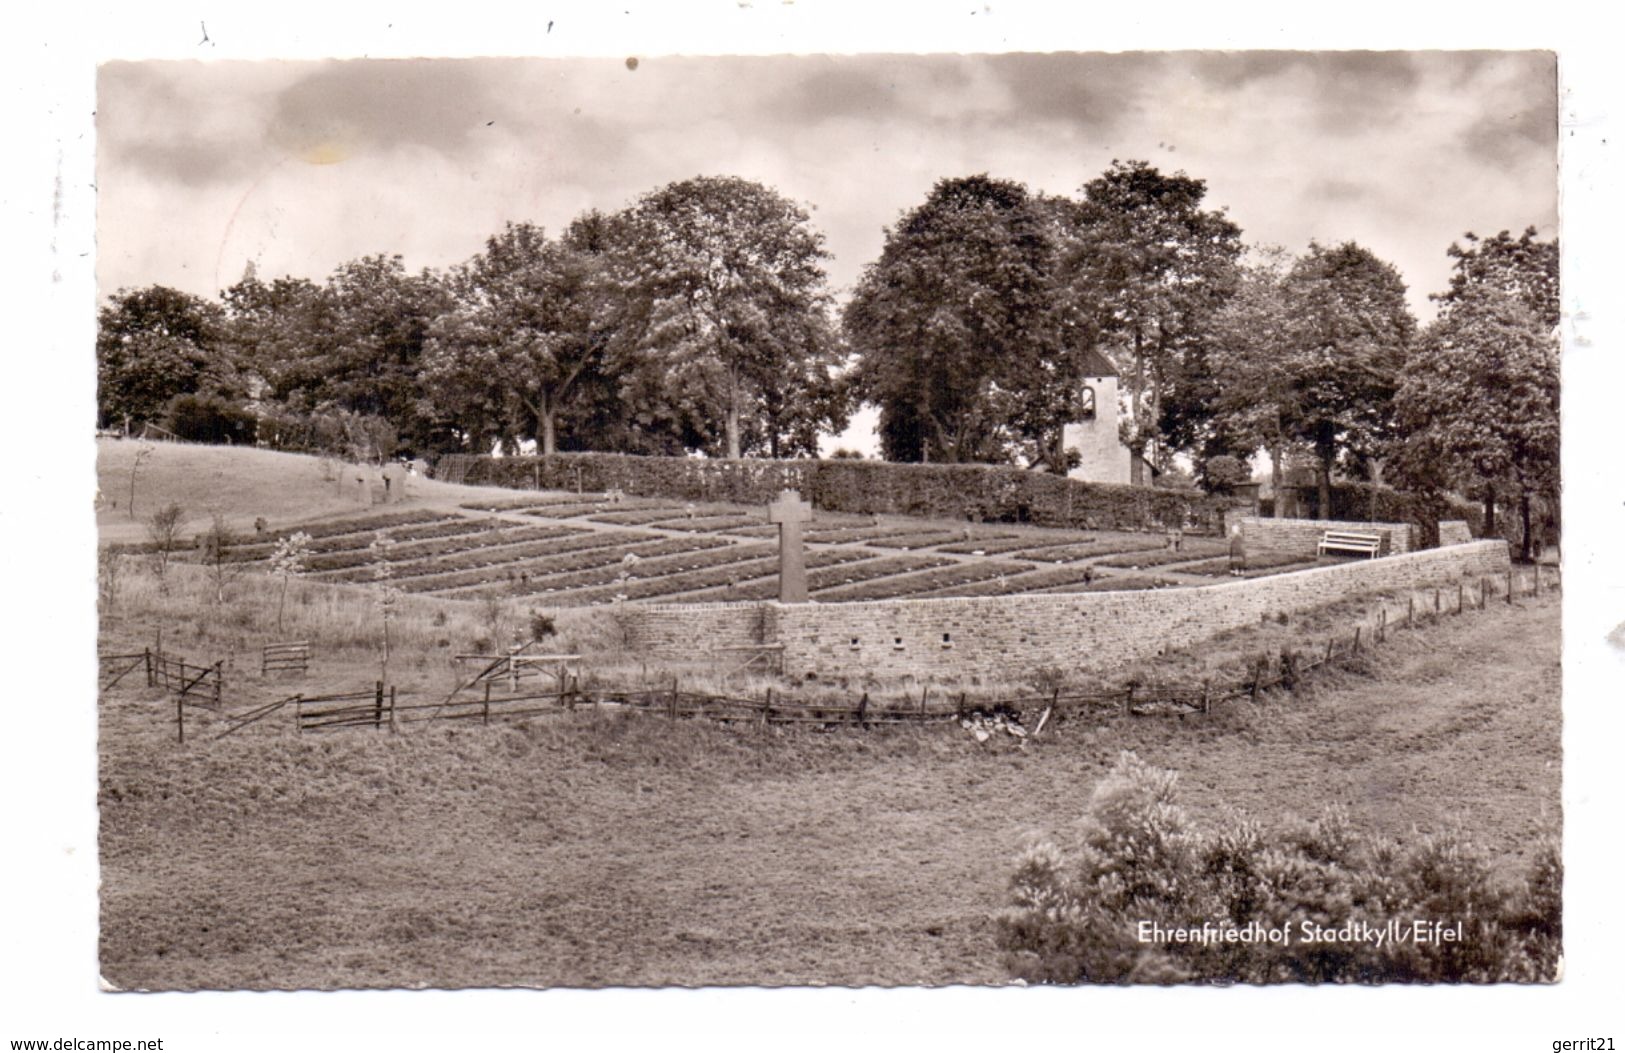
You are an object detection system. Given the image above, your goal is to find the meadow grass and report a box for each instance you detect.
[99,575,1560,989]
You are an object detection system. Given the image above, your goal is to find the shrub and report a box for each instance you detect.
[996,752,1560,984]
[1201,455,1250,494]
[164,392,258,445]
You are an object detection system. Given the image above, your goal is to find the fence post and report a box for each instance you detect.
[1125,683,1136,715]
[484,680,491,725]
[374,681,384,729]
[1434,588,1441,615]
[856,692,869,726]
[389,686,396,731]
[668,676,678,721]
[762,687,772,727]
[176,694,184,745]
[1407,595,1414,628]
[214,661,223,710]
[1200,679,1210,715]
[1378,607,1386,643]
[1457,581,1464,614]
[145,647,153,687]
[1325,637,1335,664]
[1353,625,1362,652]
[1507,569,1514,605]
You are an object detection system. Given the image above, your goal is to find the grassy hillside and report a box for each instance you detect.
[96,439,538,545]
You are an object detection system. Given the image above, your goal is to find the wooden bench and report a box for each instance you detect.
[1317,530,1383,559]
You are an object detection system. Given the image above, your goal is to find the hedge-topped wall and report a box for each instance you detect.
[435,452,1242,534]
[1266,481,1556,552]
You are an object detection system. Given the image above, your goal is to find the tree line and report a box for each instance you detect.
[96,165,1559,553]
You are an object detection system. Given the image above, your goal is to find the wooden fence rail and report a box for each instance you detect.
[262,641,311,677]
[98,651,149,692]
[296,682,393,733]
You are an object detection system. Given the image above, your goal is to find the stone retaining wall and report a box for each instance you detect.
[1438,520,1474,546]
[1237,516,1418,559]
[622,540,1511,682]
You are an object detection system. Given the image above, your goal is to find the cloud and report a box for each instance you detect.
[94,51,1558,324]
[1457,53,1559,166]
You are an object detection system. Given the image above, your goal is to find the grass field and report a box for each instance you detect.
[98,587,1560,989]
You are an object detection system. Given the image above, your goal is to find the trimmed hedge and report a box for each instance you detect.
[435,453,1242,535]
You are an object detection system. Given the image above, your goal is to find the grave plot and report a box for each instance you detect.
[924,533,1038,555]
[298,519,561,572]
[651,513,766,533]
[585,506,696,526]
[520,495,681,519]
[313,524,606,582]
[855,529,966,551]
[533,547,887,606]
[400,535,734,595]
[801,524,954,545]
[457,493,584,512]
[216,510,460,561]
[907,562,1105,598]
[671,552,960,602]
[381,528,674,584]
[1088,540,1230,570]
[1003,536,1170,562]
[813,558,1037,602]
[500,543,818,604]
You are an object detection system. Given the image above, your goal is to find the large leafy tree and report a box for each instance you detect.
[229,255,451,454]
[420,222,605,455]
[1205,248,1305,510]
[1434,226,1559,330]
[1391,230,1559,556]
[220,269,331,399]
[1066,161,1243,484]
[847,174,1068,464]
[606,176,846,459]
[96,285,232,429]
[321,255,452,452]
[1277,242,1415,517]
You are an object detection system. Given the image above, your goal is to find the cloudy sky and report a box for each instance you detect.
[98,50,1556,322]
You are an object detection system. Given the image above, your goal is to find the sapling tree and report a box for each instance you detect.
[198,513,244,604]
[146,503,185,591]
[477,590,510,650]
[268,531,312,634]
[369,532,402,680]
[98,547,122,616]
[127,441,154,519]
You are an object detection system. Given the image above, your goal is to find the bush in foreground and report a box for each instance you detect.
[996,751,1560,984]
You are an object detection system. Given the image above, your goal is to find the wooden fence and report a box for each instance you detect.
[98,651,149,692]
[262,641,310,677]
[149,651,223,708]
[159,564,1560,742]
[296,683,395,733]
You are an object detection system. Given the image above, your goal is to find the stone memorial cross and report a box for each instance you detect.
[767,489,813,603]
